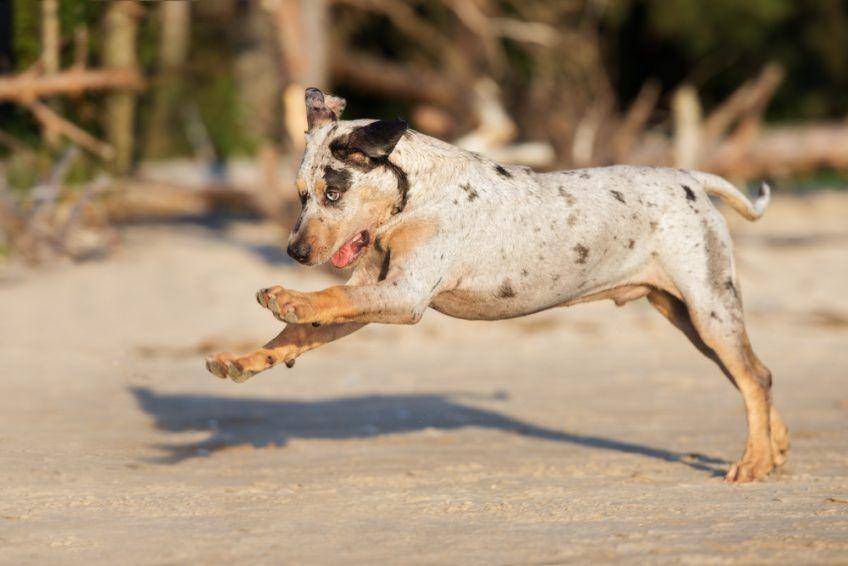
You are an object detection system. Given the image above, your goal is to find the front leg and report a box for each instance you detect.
[256,283,429,325]
[206,322,364,382]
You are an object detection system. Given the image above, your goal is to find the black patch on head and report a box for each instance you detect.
[323,166,352,192]
[349,119,408,160]
[460,182,478,201]
[377,246,392,281]
[573,244,589,264]
[682,185,696,201]
[497,279,516,298]
[385,160,410,214]
[494,165,512,178]
[329,131,410,215]
[610,190,626,204]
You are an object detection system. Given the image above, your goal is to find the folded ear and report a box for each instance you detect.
[305,87,347,131]
[348,118,408,159]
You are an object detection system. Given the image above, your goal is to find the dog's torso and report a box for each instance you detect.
[364,155,727,321]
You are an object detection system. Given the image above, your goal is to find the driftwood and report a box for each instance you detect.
[331,49,460,107]
[27,100,115,159]
[0,68,144,102]
[705,122,848,178]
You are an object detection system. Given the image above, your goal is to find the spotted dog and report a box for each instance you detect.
[207,87,789,483]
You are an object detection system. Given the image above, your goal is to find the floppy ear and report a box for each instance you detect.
[348,118,408,159]
[305,87,347,131]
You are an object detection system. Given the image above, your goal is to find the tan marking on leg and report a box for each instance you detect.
[647,290,775,482]
[205,322,364,382]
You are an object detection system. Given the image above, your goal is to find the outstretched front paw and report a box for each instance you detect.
[256,286,317,324]
[205,349,296,383]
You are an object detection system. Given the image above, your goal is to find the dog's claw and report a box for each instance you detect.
[206,358,227,379]
[205,354,257,383]
[285,358,296,368]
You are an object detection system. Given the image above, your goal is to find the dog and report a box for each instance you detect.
[206,87,789,483]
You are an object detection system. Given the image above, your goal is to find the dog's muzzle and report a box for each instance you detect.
[287,241,312,264]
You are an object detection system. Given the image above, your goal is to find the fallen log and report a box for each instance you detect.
[0,68,145,102]
[704,122,848,179]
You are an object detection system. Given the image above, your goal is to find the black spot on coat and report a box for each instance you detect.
[610,190,626,204]
[573,244,589,264]
[460,182,478,201]
[497,280,516,298]
[494,165,512,178]
[323,166,352,192]
[682,185,697,201]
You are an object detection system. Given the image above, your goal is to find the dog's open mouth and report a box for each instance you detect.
[330,230,370,268]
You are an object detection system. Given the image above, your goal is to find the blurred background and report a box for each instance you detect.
[2,2,848,562]
[1,0,848,264]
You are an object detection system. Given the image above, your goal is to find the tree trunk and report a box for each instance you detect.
[102,1,141,175]
[41,0,61,147]
[144,0,191,159]
[277,0,328,153]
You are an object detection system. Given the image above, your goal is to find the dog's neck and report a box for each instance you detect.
[388,130,503,208]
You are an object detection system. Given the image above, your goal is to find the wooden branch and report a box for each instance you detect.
[0,68,145,102]
[704,122,848,179]
[27,100,115,159]
[611,80,660,161]
[701,63,784,148]
[672,85,702,168]
[330,49,460,107]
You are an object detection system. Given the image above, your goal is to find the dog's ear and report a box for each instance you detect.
[305,87,347,131]
[348,119,408,159]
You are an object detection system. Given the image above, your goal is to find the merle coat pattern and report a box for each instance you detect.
[207,88,788,483]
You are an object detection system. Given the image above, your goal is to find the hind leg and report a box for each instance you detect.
[647,288,783,481]
[743,333,790,466]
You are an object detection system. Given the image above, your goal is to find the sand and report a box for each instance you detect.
[1,193,847,564]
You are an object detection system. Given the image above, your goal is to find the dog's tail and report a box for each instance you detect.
[689,171,770,221]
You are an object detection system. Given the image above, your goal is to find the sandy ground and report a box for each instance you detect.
[1,193,847,564]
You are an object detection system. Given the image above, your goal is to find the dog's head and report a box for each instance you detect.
[287,87,409,268]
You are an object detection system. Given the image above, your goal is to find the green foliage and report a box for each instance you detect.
[604,0,848,120]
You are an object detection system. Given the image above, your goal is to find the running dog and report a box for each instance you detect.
[206,88,789,482]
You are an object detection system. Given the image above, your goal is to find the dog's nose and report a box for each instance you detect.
[287,241,312,263]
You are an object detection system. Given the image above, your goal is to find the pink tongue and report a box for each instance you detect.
[331,241,355,268]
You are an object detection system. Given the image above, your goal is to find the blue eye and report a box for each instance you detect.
[326,188,341,202]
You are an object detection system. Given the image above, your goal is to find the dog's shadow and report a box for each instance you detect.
[131,387,727,475]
